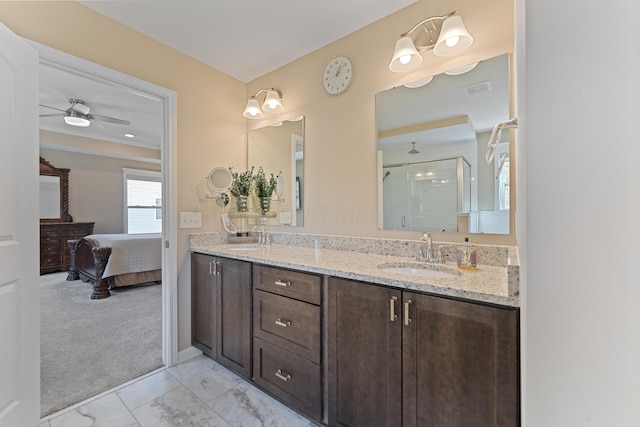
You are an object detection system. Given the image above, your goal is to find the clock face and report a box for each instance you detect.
[323,56,353,95]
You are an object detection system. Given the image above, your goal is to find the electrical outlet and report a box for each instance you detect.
[180,212,202,229]
[279,212,292,225]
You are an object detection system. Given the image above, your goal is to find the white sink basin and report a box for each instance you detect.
[378,262,460,279]
[225,245,263,251]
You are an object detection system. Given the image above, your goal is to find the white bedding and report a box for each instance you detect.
[86,233,162,278]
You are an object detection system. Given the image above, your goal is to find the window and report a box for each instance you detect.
[123,168,162,234]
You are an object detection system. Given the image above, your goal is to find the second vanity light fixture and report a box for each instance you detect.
[242,88,284,119]
[389,11,473,73]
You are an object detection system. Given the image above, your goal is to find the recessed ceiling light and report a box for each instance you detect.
[124,133,135,138]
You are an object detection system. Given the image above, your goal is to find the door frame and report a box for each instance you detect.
[28,39,179,366]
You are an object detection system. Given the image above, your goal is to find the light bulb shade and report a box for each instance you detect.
[262,90,284,113]
[444,62,478,75]
[64,111,91,127]
[242,97,264,119]
[389,36,423,73]
[433,15,473,56]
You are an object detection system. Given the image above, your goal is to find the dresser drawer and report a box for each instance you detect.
[253,337,322,422]
[254,290,321,363]
[253,264,321,305]
[40,227,61,238]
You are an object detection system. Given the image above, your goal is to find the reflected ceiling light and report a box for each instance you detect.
[124,133,135,138]
[242,88,284,119]
[444,62,479,76]
[63,110,91,127]
[404,75,434,88]
[409,141,420,154]
[389,11,473,73]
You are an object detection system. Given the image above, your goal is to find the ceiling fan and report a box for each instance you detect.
[39,99,130,128]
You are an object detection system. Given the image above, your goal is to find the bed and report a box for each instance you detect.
[67,233,162,299]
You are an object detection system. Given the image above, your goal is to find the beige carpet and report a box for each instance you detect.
[40,272,163,417]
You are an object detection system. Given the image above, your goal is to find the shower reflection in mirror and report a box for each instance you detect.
[377,53,511,234]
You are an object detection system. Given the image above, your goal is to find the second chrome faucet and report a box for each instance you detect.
[416,232,441,263]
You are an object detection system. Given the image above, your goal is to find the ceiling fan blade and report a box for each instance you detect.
[39,104,66,113]
[39,113,65,118]
[90,117,106,128]
[89,114,130,126]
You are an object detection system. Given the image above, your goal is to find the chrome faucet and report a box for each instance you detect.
[417,232,435,262]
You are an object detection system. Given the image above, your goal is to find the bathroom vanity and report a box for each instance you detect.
[190,233,520,426]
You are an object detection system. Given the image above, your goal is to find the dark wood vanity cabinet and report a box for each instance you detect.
[328,277,519,427]
[40,222,94,274]
[252,264,323,422]
[191,252,252,379]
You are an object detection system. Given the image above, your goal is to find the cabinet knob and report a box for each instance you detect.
[275,369,292,382]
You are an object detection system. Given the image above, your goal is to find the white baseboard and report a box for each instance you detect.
[178,346,203,363]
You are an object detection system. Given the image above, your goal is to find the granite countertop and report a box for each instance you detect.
[189,235,519,308]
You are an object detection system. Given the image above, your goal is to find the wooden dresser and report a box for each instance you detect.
[40,222,94,274]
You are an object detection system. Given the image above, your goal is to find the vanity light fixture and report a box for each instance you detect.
[242,88,285,119]
[388,11,473,73]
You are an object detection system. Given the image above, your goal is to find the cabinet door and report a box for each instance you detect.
[402,292,519,427]
[328,277,402,427]
[191,252,217,359]
[217,257,252,379]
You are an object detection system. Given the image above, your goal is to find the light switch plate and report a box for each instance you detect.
[180,212,202,229]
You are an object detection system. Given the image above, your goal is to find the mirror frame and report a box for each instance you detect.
[39,156,71,223]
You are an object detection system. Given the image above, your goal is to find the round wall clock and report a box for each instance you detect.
[323,56,354,95]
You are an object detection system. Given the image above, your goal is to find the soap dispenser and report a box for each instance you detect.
[457,237,477,270]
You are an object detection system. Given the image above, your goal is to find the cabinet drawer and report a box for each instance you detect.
[40,227,60,238]
[40,253,59,267]
[253,337,322,422]
[41,243,59,255]
[254,290,321,363]
[253,264,321,305]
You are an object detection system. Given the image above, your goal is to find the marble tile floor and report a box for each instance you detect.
[40,355,317,427]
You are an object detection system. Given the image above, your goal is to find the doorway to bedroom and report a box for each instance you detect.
[34,40,177,418]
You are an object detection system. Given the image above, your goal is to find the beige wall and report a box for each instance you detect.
[0,0,513,354]
[247,0,514,245]
[0,1,246,352]
[39,145,160,234]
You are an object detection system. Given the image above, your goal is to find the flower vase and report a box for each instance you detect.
[259,196,271,215]
[235,195,249,212]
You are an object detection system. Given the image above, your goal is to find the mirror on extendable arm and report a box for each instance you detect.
[376,53,512,235]
[248,116,304,226]
[205,166,233,207]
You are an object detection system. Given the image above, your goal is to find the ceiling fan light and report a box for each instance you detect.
[389,36,423,73]
[242,98,264,119]
[433,15,473,56]
[64,111,91,127]
[262,90,284,113]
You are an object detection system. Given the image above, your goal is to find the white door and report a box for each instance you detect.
[0,23,41,427]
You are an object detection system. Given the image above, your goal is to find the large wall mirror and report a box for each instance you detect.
[39,157,71,223]
[377,53,511,234]
[248,117,304,226]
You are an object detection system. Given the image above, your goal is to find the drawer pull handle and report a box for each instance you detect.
[275,369,291,382]
[390,296,398,322]
[274,318,291,328]
[274,280,291,287]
